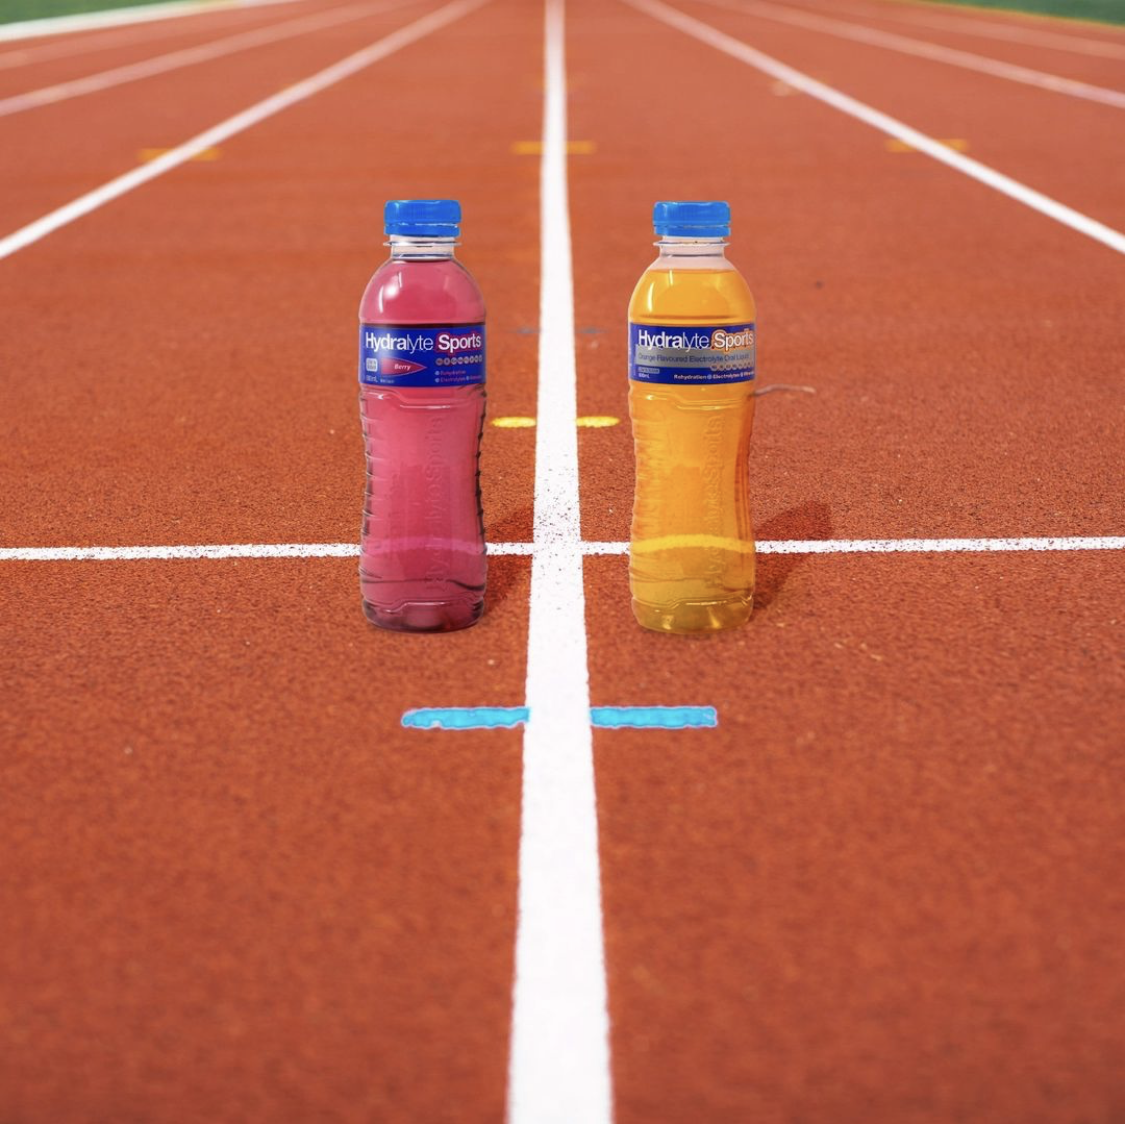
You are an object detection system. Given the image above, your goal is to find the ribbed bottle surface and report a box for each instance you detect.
[358,256,486,632]
[628,266,756,634]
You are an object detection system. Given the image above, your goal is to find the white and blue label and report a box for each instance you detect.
[629,321,755,385]
[359,324,485,388]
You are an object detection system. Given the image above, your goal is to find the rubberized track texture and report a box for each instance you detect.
[1,0,1124,1121]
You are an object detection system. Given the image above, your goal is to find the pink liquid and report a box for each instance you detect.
[358,255,487,632]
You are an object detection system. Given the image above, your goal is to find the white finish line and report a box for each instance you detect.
[3,537,1123,562]
[756,536,1125,555]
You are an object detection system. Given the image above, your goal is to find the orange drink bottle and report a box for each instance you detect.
[627,201,756,634]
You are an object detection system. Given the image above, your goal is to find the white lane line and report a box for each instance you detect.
[586,537,1125,555]
[699,0,1125,109]
[506,0,613,1122]
[0,0,421,119]
[758,535,1125,554]
[624,0,1125,256]
[0,542,529,560]
[0,0,309,42]
[0,0,485,262]
[3,536,1123,561]
[820,0,1125,61]
[0,5,294,70]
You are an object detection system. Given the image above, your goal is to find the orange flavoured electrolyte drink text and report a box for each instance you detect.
[628,201,756,634]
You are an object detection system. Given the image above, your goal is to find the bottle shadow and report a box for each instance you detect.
[755,500,834,610]
[483,501,832,614]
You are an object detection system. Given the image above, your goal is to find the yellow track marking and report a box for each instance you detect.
[576,416,620,427]
[491,416,538,428]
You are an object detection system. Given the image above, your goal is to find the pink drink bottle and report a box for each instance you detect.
[358,199,487,632]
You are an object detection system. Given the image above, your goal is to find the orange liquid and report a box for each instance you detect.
[628,265,756,634]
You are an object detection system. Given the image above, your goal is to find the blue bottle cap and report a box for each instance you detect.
[384,198,461,237]
[653,200,731,237]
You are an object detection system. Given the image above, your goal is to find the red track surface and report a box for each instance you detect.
[2,0,1123,1120]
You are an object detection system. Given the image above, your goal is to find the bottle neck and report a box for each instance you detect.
[655,236,729,261]
[388,235,458,261]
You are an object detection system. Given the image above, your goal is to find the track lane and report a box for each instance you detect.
[668,0,1125,232]
[0,0,313,40]
[693,0,1125,109]
[0,0,446,234]
[590,551,1125,1124]
[2,0,1123,1119]
[571,10,1125,548]
[793,0,1125,71]
[566,0,1125,1118]
[0,0,536,550]
[0,0,422,107]
[0,0,541,1118]
[0,557,527,1124]
[0,0,325,76]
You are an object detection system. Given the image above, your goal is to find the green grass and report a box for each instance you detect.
[0,0,178,24]
[918,0,1125,24]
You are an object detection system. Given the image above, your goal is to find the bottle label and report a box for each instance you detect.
[359,324,485,387]
[629,321,755,385]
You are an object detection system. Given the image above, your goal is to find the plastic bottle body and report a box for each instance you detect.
[358,243,486,632]
[628,243,756,634]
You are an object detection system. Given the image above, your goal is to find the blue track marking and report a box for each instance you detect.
[402,707,530,730]
[402,706,717,730]
[591,706,718,729]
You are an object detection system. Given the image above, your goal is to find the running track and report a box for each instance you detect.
[1,0,1123,1120]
